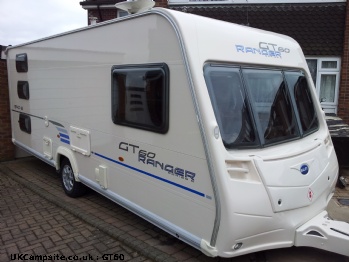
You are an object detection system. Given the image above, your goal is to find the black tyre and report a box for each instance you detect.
[60,158,87,198]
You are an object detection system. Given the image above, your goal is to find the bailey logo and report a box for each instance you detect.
[300,164,309,175]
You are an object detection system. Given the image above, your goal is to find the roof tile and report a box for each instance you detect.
[170,3,346,56]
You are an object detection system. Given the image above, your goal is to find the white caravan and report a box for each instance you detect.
[6,6,349,258]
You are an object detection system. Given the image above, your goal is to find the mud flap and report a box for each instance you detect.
[295,211,349,256]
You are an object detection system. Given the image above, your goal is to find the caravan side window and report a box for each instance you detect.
[111,64,169,133]
[19,114,31,134]
[17,81,30,100]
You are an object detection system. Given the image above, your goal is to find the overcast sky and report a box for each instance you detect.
[0,0,87,46]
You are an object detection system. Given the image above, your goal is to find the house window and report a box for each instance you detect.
[117,10,129,18]
[306,57,340,114]
[111,63,169,133]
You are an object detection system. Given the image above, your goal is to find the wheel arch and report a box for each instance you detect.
[55,146,80,182]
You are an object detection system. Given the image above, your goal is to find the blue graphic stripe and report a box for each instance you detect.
[57,127,68,134]
[60,133,70,140]
[93,152,205,198]
[60,138,70,144]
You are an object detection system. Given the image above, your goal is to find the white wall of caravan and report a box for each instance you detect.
[7,8,343,257]
[7,13,216,242]
[166,9,337,255]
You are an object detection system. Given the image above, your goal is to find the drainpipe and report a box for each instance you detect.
[97,4,103,22]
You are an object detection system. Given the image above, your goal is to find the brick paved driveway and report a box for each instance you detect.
[0,162,149,262]
[0,158,348,262]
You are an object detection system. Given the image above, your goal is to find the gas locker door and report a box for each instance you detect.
[70,126,91,156]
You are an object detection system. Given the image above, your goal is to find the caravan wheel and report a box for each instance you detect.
[60,159,86,198]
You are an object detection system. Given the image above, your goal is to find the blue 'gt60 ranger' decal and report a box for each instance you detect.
[235,42,290,59]
[92,151,207,198]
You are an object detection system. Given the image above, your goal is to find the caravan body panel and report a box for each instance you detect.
[168,10,341,256]
[7,11,216,247]
[7,8,345,257]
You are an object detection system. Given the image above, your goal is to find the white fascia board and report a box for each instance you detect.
[82,5,117,10]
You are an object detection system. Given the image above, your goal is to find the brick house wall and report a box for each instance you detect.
[338,2,349,123]
[88,9,118,23]
[155,0,168,8]
[82,0,169,24]
[82,1,349,123]
[0,49,15,161]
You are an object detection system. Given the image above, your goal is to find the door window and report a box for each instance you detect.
[320,74,337,103]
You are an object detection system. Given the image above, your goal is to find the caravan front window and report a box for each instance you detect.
[204,65,319,148]
[242,69,299,145]
[284,71,318,135]
[204,66,257,148]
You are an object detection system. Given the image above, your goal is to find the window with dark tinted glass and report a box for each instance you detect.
[242,69,299,145]
[111,64,169,133]
[204,66,257,148]
[204,64,319,149]
[19,114,31,134]
[17,81,30,100]
[284,71,318,135]
[16,53,28,73]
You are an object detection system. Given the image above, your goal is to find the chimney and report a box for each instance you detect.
[89,16,98,25]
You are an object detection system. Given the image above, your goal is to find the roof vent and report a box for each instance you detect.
[115,0,155,14]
